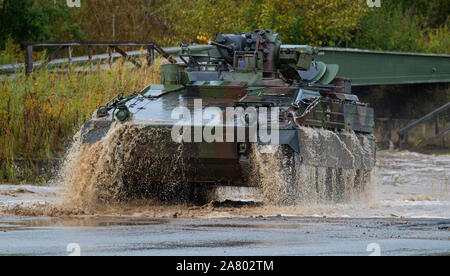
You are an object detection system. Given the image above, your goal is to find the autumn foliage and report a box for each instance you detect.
[151,0,368,46]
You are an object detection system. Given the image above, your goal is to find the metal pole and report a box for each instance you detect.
[68,46,73,71]
[25,44,34,75]
[88,46,93,61]
[147,46,154,67]
[88,46,93,69]
[108,46,113,68]
[151,46,155,65]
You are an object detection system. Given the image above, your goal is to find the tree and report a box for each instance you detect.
[350,0,449,53]
[151,0,368,46]
[0,0,83,50]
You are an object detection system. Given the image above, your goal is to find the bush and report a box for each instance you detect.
[419,25,450,54]
[351,0,449,54]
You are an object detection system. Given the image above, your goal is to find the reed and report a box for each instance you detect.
[0,58,161,183]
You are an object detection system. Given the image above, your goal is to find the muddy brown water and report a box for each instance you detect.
[0,149,448,255]
[1,147,448,219]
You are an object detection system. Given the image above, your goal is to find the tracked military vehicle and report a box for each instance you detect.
[81,30,376,205]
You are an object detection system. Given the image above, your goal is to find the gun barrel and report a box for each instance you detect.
[209,41,234,52]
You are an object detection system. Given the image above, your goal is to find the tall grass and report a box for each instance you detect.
[0,59,161,183]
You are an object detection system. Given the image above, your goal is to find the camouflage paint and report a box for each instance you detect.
[82,30,375,187]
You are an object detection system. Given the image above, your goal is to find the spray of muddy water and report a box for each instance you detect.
[59,122,190,211]
[2,123,188,216]
[5,123,378,218]
[251,127,376,207]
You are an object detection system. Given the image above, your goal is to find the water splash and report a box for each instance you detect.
[3,124,378,218]
[55,123,188,212]
[251,127,376,206]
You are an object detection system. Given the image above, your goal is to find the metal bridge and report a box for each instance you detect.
[315,47,450,86]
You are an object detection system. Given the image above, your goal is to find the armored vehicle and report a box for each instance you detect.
[81,30,376,205]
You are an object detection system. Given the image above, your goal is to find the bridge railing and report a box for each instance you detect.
[0,43,213,75]
[23,42,173,75]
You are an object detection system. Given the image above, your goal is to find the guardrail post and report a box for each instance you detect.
[108,46,113,68]
[68,46,73,71]
[147,45,155,66]
[25,44,34,75]
[87,46,93,69]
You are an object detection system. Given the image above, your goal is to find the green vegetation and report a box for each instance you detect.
[77,0,448,53]
[0,0,83,48]
[1,0,449,61]
[350,0,450,53]
[0,0,448,65]
[0,60,160,182]
[151,0,367,46]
